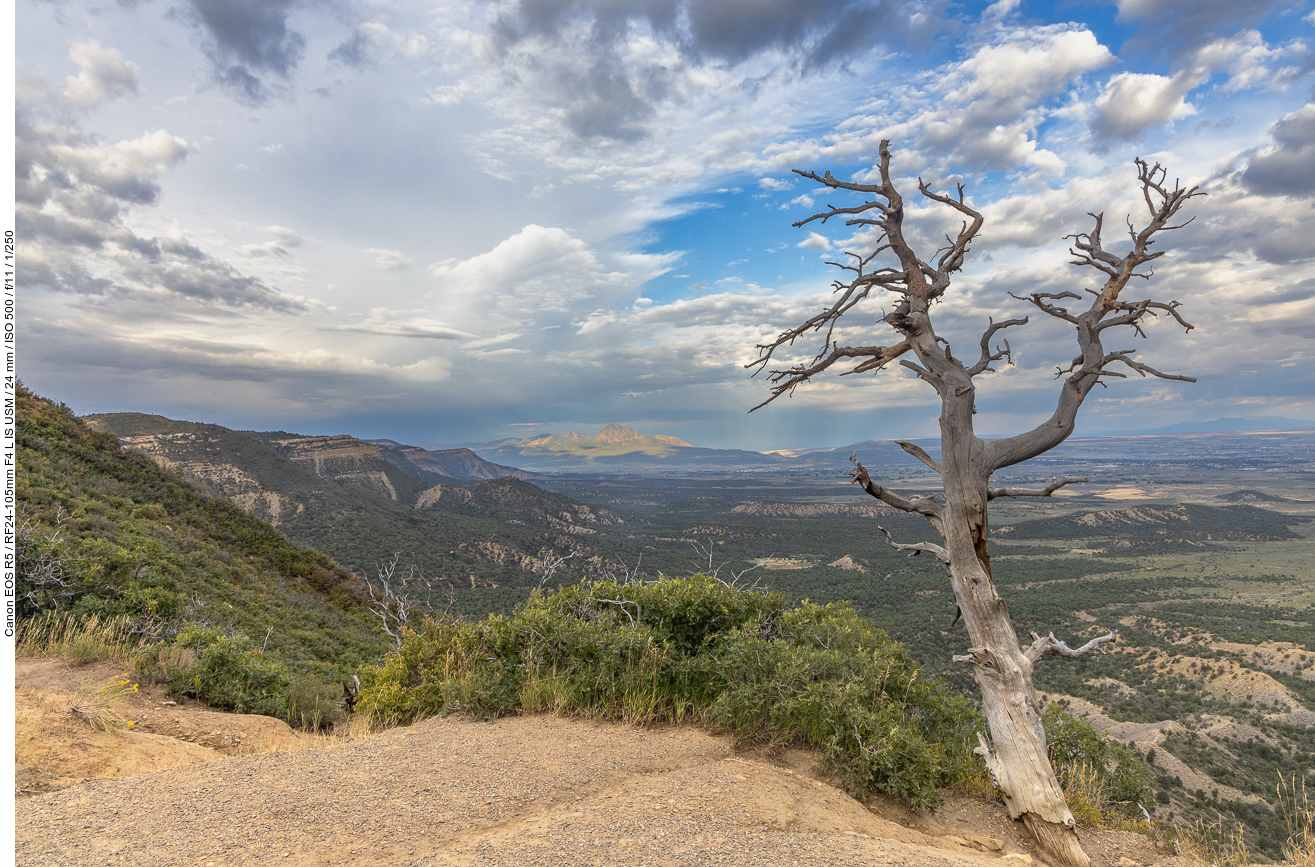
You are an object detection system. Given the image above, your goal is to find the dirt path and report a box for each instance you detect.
[15,658,1174,867]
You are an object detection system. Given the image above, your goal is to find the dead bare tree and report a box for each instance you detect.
[536,550,578,590]
[747,140,1200,867]
[688,538,769,591]
[16,507,83,617]
[362,554,435,649]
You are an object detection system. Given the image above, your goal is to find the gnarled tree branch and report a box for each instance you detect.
[876,524,950,564]
[968,316,1028,376]
[897,440,942,473]
[847,453,944,534]
[988,477,1088,500]
[748,341,911,412]
[1024,631,1117,665]
[987,162,1202,472]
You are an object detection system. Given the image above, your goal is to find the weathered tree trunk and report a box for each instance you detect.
[749,140,1199,867]
[934,346,1089,867]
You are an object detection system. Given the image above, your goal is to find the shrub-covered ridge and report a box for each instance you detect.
[357,574,983,810]
[16,383,387,684]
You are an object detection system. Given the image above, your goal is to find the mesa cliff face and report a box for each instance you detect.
[90,424,309,527]
[81,412,616,598]
[251,433,431,504]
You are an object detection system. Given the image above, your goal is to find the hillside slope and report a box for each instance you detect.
[83,412,622,609]
[369,439,532,483]
[17,387,385,679]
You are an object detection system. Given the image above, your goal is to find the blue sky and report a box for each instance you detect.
[16,0,1315,450]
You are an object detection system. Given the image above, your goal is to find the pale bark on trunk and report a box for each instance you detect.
[749,141,1199,867]
[918,307,1090,866]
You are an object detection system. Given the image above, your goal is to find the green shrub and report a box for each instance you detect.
[1043,704,1153,824]
[287,675,344,731]
[705,601,981,811]
[357,575,981,810]
[159,625,291,718]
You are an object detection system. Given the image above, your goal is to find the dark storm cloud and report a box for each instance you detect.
[563,60,657,141]
[488,0,940,140]
[493,0,917,64]
[1242,104,1315,198]
[1114,0,1301,56]
[181,0,307,103]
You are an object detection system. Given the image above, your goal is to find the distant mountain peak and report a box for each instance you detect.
[594,423,641,443]
[592,424,691,448]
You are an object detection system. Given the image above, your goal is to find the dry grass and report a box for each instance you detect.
[67,674,140,733]
[1176,816,1252,867]
[1061,760,1108,829]
[302,712,385,751]
[1279,774,1315,866]
[17,612,139,664]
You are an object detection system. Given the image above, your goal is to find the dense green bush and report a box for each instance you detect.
[1044,704,1153,824]
[705,601,981,810]
[357,575,781,724]
[153,625,293,718]
[356,575,982,810]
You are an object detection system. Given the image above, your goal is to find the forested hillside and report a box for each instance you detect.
[16,385,386,681]
[83,411,627,610]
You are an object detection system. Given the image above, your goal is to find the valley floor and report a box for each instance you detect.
[16,659,1174,867]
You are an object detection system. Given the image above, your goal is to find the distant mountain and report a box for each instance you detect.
[435,424,783,472]
[366,440,534,484]
[1094,416,1315,435]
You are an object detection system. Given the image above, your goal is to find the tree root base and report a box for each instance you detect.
[1021,812,1090,867]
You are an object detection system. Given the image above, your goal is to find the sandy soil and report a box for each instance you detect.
[16,657,1179,867]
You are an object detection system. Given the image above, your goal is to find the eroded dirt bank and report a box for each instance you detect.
[16,658,1173,867]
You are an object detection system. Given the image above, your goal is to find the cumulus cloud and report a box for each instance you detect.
[798,232,832,251]
[430,225,645,318]
[62,40,139,108]
[1242,104,1315,198]
[1089,69,1203,141]
[181,0,306,104]
[16,108,304,311]
[1193,30,1312,92]
[909,26,1113,172]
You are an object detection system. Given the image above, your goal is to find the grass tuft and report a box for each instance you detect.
[1279,773,1315,866]
[1177,816,1252,867]
[68,674,140,733]
[17,612,139,663]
